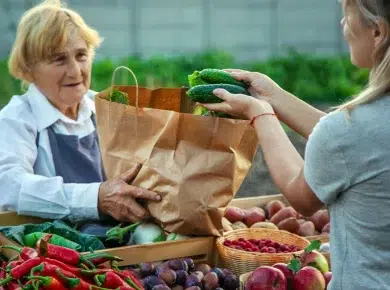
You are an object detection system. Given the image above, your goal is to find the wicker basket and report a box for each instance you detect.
[216,228,311,276]
[306,234,329,244]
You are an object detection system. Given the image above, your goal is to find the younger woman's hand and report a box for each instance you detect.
[223,69,284,104]
[200,88,274,120]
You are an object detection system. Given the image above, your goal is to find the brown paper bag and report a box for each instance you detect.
[94,69,258,236]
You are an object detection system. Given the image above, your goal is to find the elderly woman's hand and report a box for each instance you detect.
[98,163,161,222]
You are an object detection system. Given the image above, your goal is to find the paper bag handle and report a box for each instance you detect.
[110,66,139,109]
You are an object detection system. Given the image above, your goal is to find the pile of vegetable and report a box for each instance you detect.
[134,258,239,290]
[109,88,129,105]
[79,222,191,249]
[0,221,192,253]
[0,235,143,290]
[186,69,250,118]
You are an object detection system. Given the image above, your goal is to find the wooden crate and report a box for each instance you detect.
[0,212,216,266]
[229,194,287,209]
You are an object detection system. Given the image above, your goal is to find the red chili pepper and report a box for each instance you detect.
[81,252,123,266]
[94,272,131,289]
[39,258,81,277]
[37,239,95,269]
[55,268,95,290]
[89,286,134,290]
[78,269,143,290]
[7,280,34,290]
[0,262,6,278]
[0,262,6,290]
[26,275,67,290]
[0,246,38,261]
[7,281,22,290]
[0,257,43,286]
[6,260,23,271]
[30,262,78,279]
[117,270,143,290]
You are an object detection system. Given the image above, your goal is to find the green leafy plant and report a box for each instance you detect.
[0,50,369,108]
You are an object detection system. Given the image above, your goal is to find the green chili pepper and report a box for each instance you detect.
[105,222,141,244]
[81,252,123,266]
[23,233,81,251]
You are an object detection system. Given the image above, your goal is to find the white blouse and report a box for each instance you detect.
[0,84,101,222]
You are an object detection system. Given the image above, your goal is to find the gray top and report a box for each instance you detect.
[304,96,390,290]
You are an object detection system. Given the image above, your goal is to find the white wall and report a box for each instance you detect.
[0,0,347,61]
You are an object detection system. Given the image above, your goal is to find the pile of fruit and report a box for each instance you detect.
[135,259,239,290]
[223,199,330,238]
[223,238,301,254]
[245,241,332,290]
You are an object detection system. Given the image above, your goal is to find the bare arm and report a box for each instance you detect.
[250,102,324,216]
[270,90,327,139]
[225,70,327,139]
[202,92,324,217]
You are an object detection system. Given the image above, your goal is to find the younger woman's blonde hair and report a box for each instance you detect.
[8,0,103,82]
[336,0,390,113]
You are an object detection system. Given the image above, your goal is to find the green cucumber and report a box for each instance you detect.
[199,69,247,88]
[186,84,249,103]
[188,71,208,87]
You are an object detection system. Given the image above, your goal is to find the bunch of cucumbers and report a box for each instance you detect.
[186,68,249,117]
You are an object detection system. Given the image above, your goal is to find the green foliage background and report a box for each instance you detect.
[0,50,369,107]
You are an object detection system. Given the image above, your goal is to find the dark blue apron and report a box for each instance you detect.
[46,114,106,183]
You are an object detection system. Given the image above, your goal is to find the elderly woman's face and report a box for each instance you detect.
[30,33,92,113]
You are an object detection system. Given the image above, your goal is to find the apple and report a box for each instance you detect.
[323,272,332,288]
[272,263,294,290]
[293,266,326,290]
[243,207,266,227]
[300,250,329,274]
[245,266,287,290]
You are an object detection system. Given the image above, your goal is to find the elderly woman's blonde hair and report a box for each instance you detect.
[8,0,103,82]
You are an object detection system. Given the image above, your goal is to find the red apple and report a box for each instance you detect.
[299,250,329,273]
[323,272,332,288]
[224,206,245,223]
[244,207,266,227]
[245,266,287,290]
[272,263,294,290]
[293,266,325,290]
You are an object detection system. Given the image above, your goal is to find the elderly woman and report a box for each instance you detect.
[0,0,161,222]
